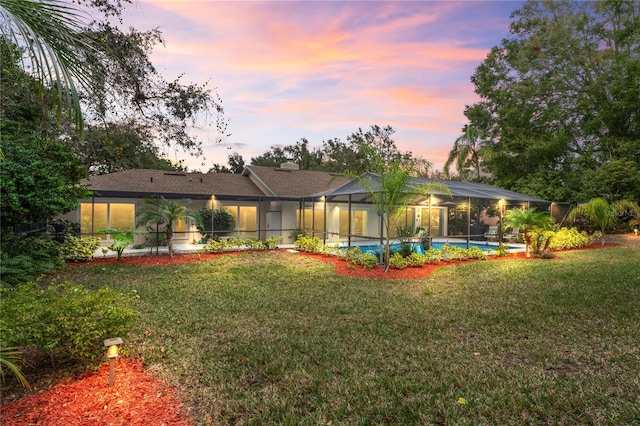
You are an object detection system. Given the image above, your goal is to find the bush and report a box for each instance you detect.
[423,249,441,264]
[59,235,101,261]
[264,236,283,249]
[548,227,600,250]
[203,239,228,253]
[360,252,379,270]
[406,252,427,267]
[0,233,64,288]
[294,235,325,253]
[388,252,409,269]
[0,282,138,363]
[196,207,235,242]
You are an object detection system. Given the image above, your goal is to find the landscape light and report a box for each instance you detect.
[103,337,123,387]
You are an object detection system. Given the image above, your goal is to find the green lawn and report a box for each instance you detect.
[56,247,640,425]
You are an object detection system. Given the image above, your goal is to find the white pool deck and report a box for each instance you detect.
[92,237,526,259]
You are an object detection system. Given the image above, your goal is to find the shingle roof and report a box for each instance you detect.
[82,169,265,199]
[243,165,351,197]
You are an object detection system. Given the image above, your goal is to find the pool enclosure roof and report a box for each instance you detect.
[321,173,550,204]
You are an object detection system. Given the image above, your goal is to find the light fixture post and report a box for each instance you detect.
[104,337,123,387]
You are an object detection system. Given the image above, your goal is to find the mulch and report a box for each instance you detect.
[0,359,190,426]
[1,240,622,424]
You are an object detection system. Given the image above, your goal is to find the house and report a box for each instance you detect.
[59,164,551,247]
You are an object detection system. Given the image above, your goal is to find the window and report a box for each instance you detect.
[338,209,369,237]
[296,208,325,234]
[420,208,441,236]
[80,203,134,239]
[223,205,257,238]
[388,207,414,238]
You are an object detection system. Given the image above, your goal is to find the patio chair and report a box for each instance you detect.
[504,227,520,243]
[484,225,499,242]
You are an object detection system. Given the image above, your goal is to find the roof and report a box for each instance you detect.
[324,173,550,203]
[82,169,265,199]
[242,165,351,197]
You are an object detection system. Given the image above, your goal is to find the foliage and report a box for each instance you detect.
[547,227,600,251]
[264,236,283,250]
[466,1,640,203]
[203,239,228,253]
[195,207,235,242]
[388,252,409,269]
[97,228,134,260]
[356,158,450,272]
[136,197,201,258]
[0,281,137,363]
[503,208,554,257]
[59,235,101,262]
[0,341,29,388]
[0,0,107,133]
[250,125,431,175]
[0,234,64,288]
[360,252,379,270]
[444,124,488,180]
[0,136,89,233]
[567,198,640,244]
[294,235,325,253]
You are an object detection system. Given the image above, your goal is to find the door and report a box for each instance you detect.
[266,211,281,238]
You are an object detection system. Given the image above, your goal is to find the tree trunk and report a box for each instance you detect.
[166,226,173,258]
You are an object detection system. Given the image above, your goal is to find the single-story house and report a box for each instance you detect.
[59,163,552,247]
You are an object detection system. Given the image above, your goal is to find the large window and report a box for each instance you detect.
[388,207,414,238]
[420,208,441,237]
[81,203,134,239]
[223,205,257,238]
[338,209,369,237]
[296,208,325,234]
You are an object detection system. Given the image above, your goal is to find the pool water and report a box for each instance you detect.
[344,241,501,255]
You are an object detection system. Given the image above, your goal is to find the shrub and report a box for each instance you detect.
[406,252,427,267]
[423,249,441,264]
[388,252,409,269]
[294,235,324,253]
[97,228,134,260]
[244,239,266,250]
[203,239,228,253]
[360,252,379,270]
[264,236,283,249]
[548,227,600,250]
[195,207,235,242]
[0,282,138,363]
[466,247,488,260]
[0,234,64,288]
[59,235,101,261]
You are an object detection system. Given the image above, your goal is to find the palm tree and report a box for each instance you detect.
[567,198,640,244]
[357,159,450,272]
[444,125,487,180]
[136,198,201,258]
[0,0,101,134]
[503,208,554,257]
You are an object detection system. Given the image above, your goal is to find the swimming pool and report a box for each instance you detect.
[342,240,507,255]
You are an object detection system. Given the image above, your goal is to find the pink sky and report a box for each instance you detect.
[119,0,523,172]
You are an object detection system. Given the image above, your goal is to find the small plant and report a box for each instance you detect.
[204,239,228,253]
[423,248,441,264]
[59,235,101,261]
[388,252,409,269]
[406,252,427,267]
[294,235,325,253]
[360,252,379,269]
[97,228,135,260]
[264,236,283,249]
[0,341,29,388]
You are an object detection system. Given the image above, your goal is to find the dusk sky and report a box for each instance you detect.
[119,1,525,172]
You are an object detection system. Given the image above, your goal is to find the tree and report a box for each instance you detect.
[135,198,201,258]
[0,0,104,134]
[356,158,449,272]
[0,136,89,233]
[251,138,322,169]
[444,124,487,180]
[567,198,640,244]
[195,207,235,241]
[74,122,182,175]
[503,208,554,257]
[210,152,245,174]
[466,0,640,203]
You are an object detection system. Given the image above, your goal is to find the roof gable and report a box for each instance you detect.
[242,165,351,197]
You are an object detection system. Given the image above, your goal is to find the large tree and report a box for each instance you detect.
[466,0,640,203]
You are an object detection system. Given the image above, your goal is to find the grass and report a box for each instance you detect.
[53,247,640,425]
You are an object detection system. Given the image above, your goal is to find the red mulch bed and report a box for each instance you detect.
[0,359,191,426]
[2,242,618,424]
